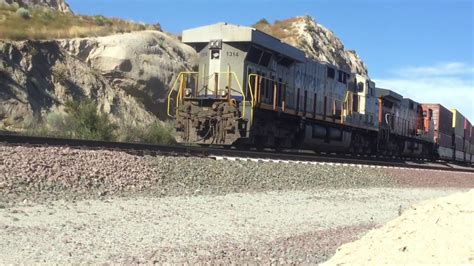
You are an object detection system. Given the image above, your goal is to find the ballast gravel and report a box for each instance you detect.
[0,144,396,205]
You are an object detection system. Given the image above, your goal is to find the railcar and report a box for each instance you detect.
[167,23,469,162]
[451,109,467,161]
[471,126,474,163]
[421,104,453,160]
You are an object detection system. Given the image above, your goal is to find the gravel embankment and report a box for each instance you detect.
[0,188,462,264]
[0,144,395,205]
[385,168,474,188]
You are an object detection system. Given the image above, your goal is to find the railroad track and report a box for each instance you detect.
[1,134,473,173]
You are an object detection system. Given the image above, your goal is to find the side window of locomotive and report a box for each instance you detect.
[247,47,263,65]
[260,52,272,67]
[342,73,348,84]
[327,67,336,79]
[338,71,344,83]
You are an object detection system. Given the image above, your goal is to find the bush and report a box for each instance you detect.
[40,10,55,22]
[26,99,117,141]
[24,99,176,144]
[16,7,30,19]
[117,122,176,145]
[10,2,20,11]
[63,99,117,141]
[93,15,113,26]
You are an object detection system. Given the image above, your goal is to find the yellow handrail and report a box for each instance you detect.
[167,72,198,117]
[229,71,247,119]
[167,71,252,120]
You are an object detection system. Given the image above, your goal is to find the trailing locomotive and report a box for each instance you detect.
[167,23,473,163]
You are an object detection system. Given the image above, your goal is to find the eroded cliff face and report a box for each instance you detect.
[59,31,197,119]
[0,40,157,130]
[0,30,197,130]
[0,0,72,13]
[254,16,368,76]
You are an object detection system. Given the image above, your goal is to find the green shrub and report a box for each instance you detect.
[93,15,113,26]
[23,99,176,144]
[15,7,30,19]
[10,3,20,11]
[63,99,117,141]
[40,10,55,22]
[117,122,176,145]
[142,122,176,145]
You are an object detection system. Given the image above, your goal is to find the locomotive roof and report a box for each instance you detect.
[182,22,306,62]
[375,88,403,102]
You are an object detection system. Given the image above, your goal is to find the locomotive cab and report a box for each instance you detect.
[167,23,305,146]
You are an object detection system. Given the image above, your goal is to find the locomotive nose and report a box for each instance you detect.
[175,100,245,145]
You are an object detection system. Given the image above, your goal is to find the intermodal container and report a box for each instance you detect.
[423,104,452,134]
[472,126,474,143]
[465,118,472,139]
[451,109,465,137]
[464,119,472,154]
[422,104,452,148]
[453,135,464,152]
[471,126,474,154]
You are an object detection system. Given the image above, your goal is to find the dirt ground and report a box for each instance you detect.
[0,187,465,264]
[323,189,474,265]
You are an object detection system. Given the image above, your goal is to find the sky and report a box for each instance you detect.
[68,0,474,120]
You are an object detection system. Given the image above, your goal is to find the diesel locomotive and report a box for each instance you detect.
[167,23,473,163]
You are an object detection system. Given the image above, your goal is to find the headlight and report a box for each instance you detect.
[185,88,192,97]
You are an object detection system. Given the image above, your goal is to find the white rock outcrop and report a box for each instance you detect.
[0,0,72,13]
[255,16,368,76]
[0,40,157,130]
[59,31,197,119]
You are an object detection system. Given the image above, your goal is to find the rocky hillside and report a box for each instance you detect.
[0,31,196,130]
[59,31,197,119]
[254,16,368,76]
[0,0,71,13]
[0,40,158,129]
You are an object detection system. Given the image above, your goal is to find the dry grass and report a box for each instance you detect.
[252,17,300,41]
[0,5,160,40]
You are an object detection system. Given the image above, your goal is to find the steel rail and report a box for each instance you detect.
[0,134,473,173]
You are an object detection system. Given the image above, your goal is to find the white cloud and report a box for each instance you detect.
[394,62,474,78]
[374,62,474,121]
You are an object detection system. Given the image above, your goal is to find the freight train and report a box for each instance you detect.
[167,23,473,164]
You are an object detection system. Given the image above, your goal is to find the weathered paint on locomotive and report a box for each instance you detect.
[168,23,472,163]
[175,23,361,149]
